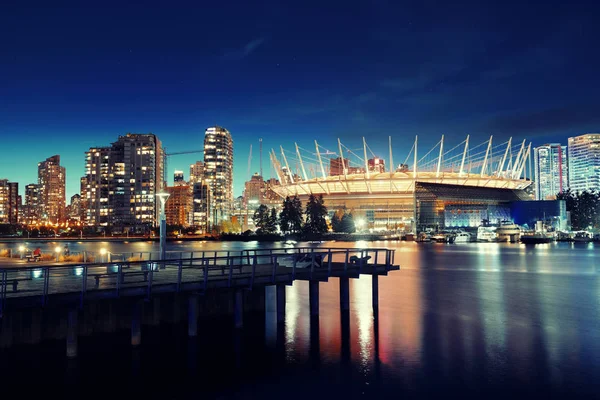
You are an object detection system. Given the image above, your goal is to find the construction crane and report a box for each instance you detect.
[163,149,203,184]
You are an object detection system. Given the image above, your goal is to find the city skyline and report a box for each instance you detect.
[2,1,599,200]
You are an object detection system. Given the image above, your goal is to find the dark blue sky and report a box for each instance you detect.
[1,0,599,199]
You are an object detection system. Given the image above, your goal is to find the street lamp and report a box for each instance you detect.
[156,192,170,262]
[356,219,366,232]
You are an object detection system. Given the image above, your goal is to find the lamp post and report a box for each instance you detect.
[55,246,62,262]
[19,245,25,260]
[156,192,170,262]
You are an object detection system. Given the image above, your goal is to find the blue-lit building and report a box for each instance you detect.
[510,200,568,231]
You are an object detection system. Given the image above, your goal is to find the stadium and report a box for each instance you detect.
[269,135,533,232]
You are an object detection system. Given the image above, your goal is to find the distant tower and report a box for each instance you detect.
[203,126,234,222]
[567,134,600,192]
[533,143,567,200]
[38,155,66,223]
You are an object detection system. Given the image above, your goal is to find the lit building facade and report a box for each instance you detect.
[174,170,185,186]
[67,194,82,221]
[567,134,600,193]
[165,185,193,226]
[189,161,205,183]
[192,181,211,233]
[533,143,567,200]
[0,180,19,225]
[243,173,265,206]
[24,183,41,225]
[38,155,66,223]
[203,126,233,221]
[82,133,165,230]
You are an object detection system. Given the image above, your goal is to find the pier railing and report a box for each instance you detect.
[0,247,396,317]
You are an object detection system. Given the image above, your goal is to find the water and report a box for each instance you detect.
[1,240,600,399]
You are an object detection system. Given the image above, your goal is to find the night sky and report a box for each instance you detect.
[1,0,599,199]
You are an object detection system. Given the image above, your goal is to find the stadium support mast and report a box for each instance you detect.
[389,136,394,193]
[315,140,327,179]
[481,135,493,177]
[436,135,444,178]
[338,138,348,181]
[512,140,526,179]
[295,143,308,181]
[280,145,295,184]
[363,137,370,180]
[459,135,469,177]
[270,149,283,183]
[497,137,512,177]
[516,142,531,179]
[413,136,418,179]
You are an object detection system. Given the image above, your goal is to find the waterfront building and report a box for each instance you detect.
[271,136,533,231]
[38,155,66,223]
[567,134,600,192]
[243,173,265,207]
[24,183,41,225]
[368,157,385,173]
[533,143,567,200]
[189,161,205,183]
[192,181,211,233]
[0,180,19,225]
[82,133,165,231]
[165,185,193,226]
[203,126,233,221]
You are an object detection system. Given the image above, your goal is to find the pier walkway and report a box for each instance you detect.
[1,247,397,314]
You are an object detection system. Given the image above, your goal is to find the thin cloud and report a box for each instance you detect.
[222,37,266,60]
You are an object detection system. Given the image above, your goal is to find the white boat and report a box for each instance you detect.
[454,231,472,243]
[477,226,497,242]
[496,221,521,243]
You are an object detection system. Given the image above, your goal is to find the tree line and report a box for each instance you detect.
[556,189,600,230]
[253,194,357,235]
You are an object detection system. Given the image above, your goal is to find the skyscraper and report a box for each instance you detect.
[38,155,66,223]
[568,134,600,193]
[24,183,41,225]
[0,180,19,225]
[189,161,205,183]
[203,126,233,221]
[243,173,265,206]
[82,133,165,230]
[533,143,567,200]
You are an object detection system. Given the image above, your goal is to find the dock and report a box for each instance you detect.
[0,246,399,356]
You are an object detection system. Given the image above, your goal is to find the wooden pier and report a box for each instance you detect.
[0,246,398,356]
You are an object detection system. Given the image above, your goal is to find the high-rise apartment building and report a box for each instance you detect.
[165,185,193,226]
[568,134,600,193]
[189,161,205,183]
[0,180,19,225]
[67,194,83,221]
[24,183,41,225]
[38,155,66,223]
[368,157,386,173]
[534,144,567,200]
[192,181,211,233]
[82,133,165,230]
[203,126,233,221]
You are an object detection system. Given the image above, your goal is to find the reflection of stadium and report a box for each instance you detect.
[270,136,533,231]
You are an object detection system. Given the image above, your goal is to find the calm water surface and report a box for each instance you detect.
[1,240,599,399]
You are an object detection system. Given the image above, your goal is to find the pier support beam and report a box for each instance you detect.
[131,300,142,346]
[339,277,350,311]
[234,289,244,329]
[188,294,199,337]
[66,308,78,358]
[372,274,379,311]
[276,284,286,323]
[309,281,319,317]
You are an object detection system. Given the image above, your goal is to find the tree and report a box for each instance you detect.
[340,212,356,233]
[304,194,328,234]
[279,196,303,234]
[331,208,345,232]
[557,189,600,230]
[266,207,279,234]
[253,205,271,234]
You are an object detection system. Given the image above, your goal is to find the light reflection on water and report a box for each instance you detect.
[1,239,600,397]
